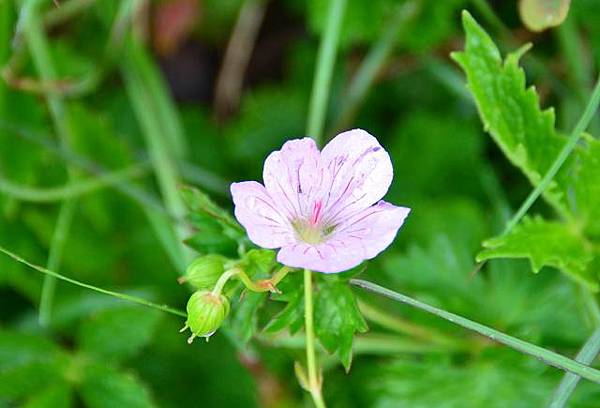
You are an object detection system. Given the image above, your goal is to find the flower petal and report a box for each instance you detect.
[230,181,294,249]
[320,129,393,223]
[262,138,322,221]
[277,202,410,273]
[331,201,411,259]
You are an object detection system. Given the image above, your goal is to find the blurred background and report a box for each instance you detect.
[1,0,600,407]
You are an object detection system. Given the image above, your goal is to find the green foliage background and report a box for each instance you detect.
[1,0,600,407]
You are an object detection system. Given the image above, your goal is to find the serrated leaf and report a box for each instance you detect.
[452,12,569,215]
[77,307,161,362]
[519,0,571,32]
[80,364,156,408]
[314,277,368,371]
[477,217,598,290]
[452,12,600,235]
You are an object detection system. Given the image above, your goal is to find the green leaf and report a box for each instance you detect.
[452,12,569,215]
[77,307,161,362]
[452,11,600,235]
[0,331,69,401]
[382,235,588,344]
[353,350,559,408]
[477,217,598,290]
[0,330,61,371]
[80,364,156,408]
[24,381,72,408]
[184,217,238,256]
[180,185,243,237]
[228,291,268,343]
[238,249,276,277]
[264,272,305,334]
[314,276,368,370]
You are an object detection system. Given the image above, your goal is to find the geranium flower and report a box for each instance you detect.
[231,129,410,273]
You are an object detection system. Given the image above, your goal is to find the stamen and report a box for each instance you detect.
[311,200,323,225]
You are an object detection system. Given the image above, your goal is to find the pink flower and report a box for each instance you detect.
[231,129,411,273]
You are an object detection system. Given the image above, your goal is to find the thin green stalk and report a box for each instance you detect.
[21,0,78,326]
[306,0,347,145]
[357,299,460,347]
[0,244,187,318]
[580,287,600,328]
[0,163,148,202]
[304,269,325,408]
[39,200,76,325]
[555,17,600,135]
[123,63,189,271]
[548,327,600,407]
[350,279,600,384]
[263,333,453,355]
[556,18,589,104]
[504,74,600,234]
[422,56,472,102]
[333,1,419,132]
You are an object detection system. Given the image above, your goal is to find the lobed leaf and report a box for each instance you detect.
[477,217,598,291]
[452,11,600,238]
[314,276,368,371]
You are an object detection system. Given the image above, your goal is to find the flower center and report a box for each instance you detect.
[291,200,335,245]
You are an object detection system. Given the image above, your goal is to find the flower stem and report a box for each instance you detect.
[350,279,600,384]
[304,269,326,408]
[212,269,240,296]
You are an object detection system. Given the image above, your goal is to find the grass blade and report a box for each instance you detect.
[351,278,600,385]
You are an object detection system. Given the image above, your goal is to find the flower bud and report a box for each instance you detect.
[180,255,226,290]
[184,291,230,343]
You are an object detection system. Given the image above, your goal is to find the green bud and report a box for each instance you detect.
[180,255,226,290]
[183,291,230,343]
